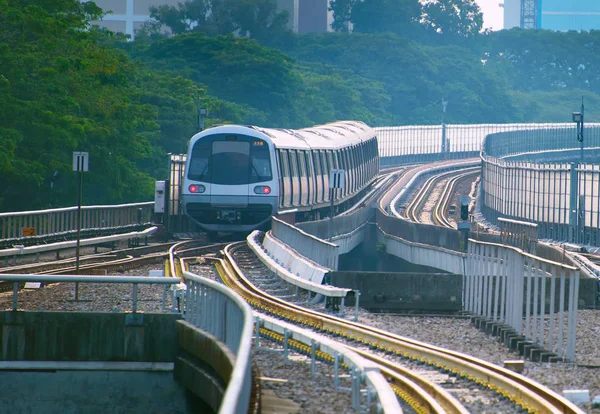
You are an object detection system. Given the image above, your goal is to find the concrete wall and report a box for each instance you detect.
[331,271,462,312]
[0,370,189,414]
[0,311,180,361]
[174,320,236,413]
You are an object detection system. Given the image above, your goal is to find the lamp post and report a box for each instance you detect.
[572,98,584,164]
[441,98,448,157]
[197,89,208,132]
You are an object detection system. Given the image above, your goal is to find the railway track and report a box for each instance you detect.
[404,167,479,225]
[182,242,583,414]
[433,169,480,228]
[0,240,225,293]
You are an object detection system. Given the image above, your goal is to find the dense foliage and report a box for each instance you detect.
[3,0,600,212]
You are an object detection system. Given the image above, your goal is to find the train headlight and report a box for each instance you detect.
[189,184,206,193]
[254,186,271,195]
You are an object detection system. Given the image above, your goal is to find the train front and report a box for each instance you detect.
[181,126,279,234]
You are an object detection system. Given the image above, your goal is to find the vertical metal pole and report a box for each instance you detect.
[329,188,335,241]
[283,328,289,360]
[334,352,340,389]
[132,283,138,313]
[354,290,360,321]
[580,98,584,164]
[310,339,316,375]
[539,262,547,349]
[566,270,579,361]
[569,163,578,243]
[12,282,18,311]
[558,268,566,358]
[75,168,83,301]
[549,266,557,353]
[532,261,539,343]
[254,318,260,349]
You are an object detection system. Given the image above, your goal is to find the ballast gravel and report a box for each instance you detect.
[2,247,600,413]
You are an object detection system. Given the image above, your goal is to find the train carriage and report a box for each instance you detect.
[181,121,379,233]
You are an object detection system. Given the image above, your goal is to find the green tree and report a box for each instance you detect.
[421,0,483,38]
[146,0,289,41]
[329,0,353,32]
[350,0,422,37]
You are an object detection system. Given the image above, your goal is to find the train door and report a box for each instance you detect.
[312,151,323,204]
[290,150,300,206]
[298,151,309,205]
[279,150,292,207]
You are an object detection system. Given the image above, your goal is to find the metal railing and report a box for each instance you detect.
[481,126,600,245]
[271,217,339,270]
[181,270,254,414]
[375,123,585,166]
[296,202,374,243]
[256,313,402,413]
[0,274,179,312]
[465,239,580,361]
[0,202,154,241]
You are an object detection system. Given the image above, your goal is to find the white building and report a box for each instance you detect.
[503,0,521,29]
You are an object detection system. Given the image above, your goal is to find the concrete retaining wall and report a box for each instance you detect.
[174,320,235,413]
[0,311,180,361]
[331,271,462,312]
[0,369,189,414]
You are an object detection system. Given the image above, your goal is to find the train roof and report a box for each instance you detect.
[189,121,376,151]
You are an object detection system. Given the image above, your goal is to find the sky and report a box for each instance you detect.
[476,0,504,31]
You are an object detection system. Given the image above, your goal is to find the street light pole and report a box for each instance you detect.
[572,97,584,164]
[579,98,584,164]
[441,98,448,157]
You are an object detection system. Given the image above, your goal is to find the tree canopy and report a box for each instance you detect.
[3,0,600,212]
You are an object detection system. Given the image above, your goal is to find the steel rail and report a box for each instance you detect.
[207,242,583,414]
[433,169,479,228]
[208,248,437,414]
[405,169,471,223]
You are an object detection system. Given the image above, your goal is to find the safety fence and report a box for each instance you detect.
[0,202,154,242]
[296,202,374,241]
[271,217,339,270]
[181,270,254,414]
[375,123,580,166]
[465,239,580,361]
[480,126,600,245]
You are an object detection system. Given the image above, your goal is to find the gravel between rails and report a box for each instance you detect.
[3,246,600,413]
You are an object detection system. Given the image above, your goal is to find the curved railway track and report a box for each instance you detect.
[180,241,583,414]
[433,170,480,229]
[404,167,479,225]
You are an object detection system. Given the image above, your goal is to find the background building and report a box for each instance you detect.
[82,0,333,39]
[504,0,600,31]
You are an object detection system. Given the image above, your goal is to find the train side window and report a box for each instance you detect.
[312,151,321,176]
[290,150,299,177]
[279,150,289,178]
[298,151,306,177]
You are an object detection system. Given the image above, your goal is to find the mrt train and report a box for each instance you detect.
[181,121,379,233]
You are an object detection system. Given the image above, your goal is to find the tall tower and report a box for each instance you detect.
[520,0,538,29]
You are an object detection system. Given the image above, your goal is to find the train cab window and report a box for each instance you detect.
[250,141,272,183]
[211,141,250,185]
[188,141,211,182]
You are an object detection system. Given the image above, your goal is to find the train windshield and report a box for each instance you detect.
[188,134,272,185]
